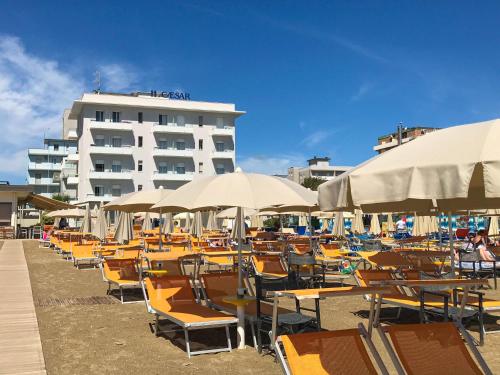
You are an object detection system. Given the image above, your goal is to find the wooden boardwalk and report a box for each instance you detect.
[0,240,46,374]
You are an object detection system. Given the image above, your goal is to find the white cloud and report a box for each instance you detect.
[351,82,374,101]
[0,35,84,182]
[98,63,138,92]
[237,153,306,175]
[300,130,332,147]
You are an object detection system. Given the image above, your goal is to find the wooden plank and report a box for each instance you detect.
[0,240,46,374]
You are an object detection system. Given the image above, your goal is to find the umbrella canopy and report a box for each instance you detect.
[231,207,246,241]
[250,214,263,228]
[92,207,107,240]
[108,188,173,212]
[114,212,134,244]
[369,214,381,234]
[319,119,500,213]
[216,207,258,219]
[351,209,364,233]
[206,210,218,231]
[163,212,174,234]
[190,211,203,238]
[332,212,345,236]
[321,218,329,232]
[79,205,92,233]
[386,214,395,232]
[102,192,136,211]
[53,217,61,228]
[143,212,153,231]
[46,208,85,218]
[430,216,439,233]
[152,169,318,212]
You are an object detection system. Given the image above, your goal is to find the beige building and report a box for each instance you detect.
[288,156,352,184]
[374,126,439,154]
[68,91,245,204]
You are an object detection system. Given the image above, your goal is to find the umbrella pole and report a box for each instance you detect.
[449,211,455,273]
[438,214,443,251]
[159,209,163,251]
[237,207,244,297]
[308,208,312,251]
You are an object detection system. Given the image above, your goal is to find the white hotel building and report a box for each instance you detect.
[66,91,244,204]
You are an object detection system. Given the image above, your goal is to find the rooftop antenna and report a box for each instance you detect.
[94,71,101,93]
[397,122,403,145]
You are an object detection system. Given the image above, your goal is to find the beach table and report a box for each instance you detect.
[268,286,391,348]
[222,295,256,349]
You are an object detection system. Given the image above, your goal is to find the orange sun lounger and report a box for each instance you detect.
[251,255,288,279]
[142,275,237,357]
[275,324,388,375]
[100,258,141,303]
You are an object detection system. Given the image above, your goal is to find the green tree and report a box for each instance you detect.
[301,177,325,191]
[52,193,70,202]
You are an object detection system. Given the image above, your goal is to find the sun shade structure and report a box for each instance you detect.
[79,205,92,233]
[105,188,173,213]
[352,209,364,233]
[162,212,174,234]
[143,212,153,231]
[21,193,76,211]
[190,211,203,238]
[114,212,134,244]
[102,192,136,211]
[369,214,381,234]
[319,119,500,213]
[488,216,499,236]
[386,214,395,232]
[332,212,345,236]
[216,207,258,219]
[46,208,85,218]
[92,207,107,240]
[206,210,218,231]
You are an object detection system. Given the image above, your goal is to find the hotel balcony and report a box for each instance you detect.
[86,193,114,202]
[27,177,59,186]
[211,126,234,136]
[66,176,79,185]
[89,145,134,155]
[28,148,68,156]
[212,149,235,159]
[152,171,195,181]
[152,147,194,158]
[65,153,79,162]
[89,169,133,180]
[28,162,63,171]
[89,120,134,131]
[152,124,194,134]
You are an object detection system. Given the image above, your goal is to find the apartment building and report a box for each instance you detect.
[288,156,352,184]
[374,126,439,154]
[26,138,78,199]
[68,91,244,204]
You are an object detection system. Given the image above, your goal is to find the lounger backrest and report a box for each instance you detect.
[291,243,310,254]
[252,255,287,275]
[103,259,138,280]
[385,323,483,375]
[145,276,194,310]
[366,251,412,268]
[201,272,238,300]
[355,270,401,295]
[281,329,378,375]
[150,259,182,275]
[71,244,94,258]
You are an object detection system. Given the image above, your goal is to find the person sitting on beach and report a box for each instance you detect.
[396,217,406,232]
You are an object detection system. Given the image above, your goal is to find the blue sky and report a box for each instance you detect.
[1,1,500,183]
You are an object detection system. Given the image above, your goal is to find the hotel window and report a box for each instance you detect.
[112,111,120,123]
[158,138,168,149]
[176,139,185,150]
[215,142,225,152]
[177,115,185,127]
[95,161,105,172]
[112,137,122,148]
[138,112,143,123]
[138,160,143,172]
[95,135,105,147]
[138,136,143,147]
[34,173,41,183]
[216,164,225,175]
[159,114,168,125]
[94,185,104,197]
[198,116,203,127]
[112,161,121,173]
[96,111,104,122]
[216,117,224,128]
[198,162,203,174]
[198,139,203,150]
[175,163,185,174]
[138,184,143,191]
[53,144,59,151]
[111,185,121,197]
[158,162,168,174]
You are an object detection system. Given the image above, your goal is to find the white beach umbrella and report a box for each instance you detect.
[190,211,203,238]
[488,216,499,236]
[46,208,85,218]
[206,210,218,231]
[369,214,381,235]
[92,207,107,240]
[114,212,134,244]
[143,212,153,231]
[321,218,329,232]
[110,188,173,213]
[332,212,345,236]
[53,217,61,228]
[352,209,364,233]
[103,192,136,211]
[430,215,439,233]
[216,207,258,219]
[80,205,92,233]
[162,212,174,234]
[386,214,395,232]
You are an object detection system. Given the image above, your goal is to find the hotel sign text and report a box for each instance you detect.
[150,90,191,100]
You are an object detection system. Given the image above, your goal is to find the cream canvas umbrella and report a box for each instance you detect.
[190,211,203,238]
[206,210,218,231]
[320,218,329,232]
[46,208,86,218]
[143,212,153,231]
[217,207,258,219]
[163,212,174,234]
[92,207,107,240]
[332,212,345,236]
[430,215,439,233]
[488,216,499,236]
[103,192,136,211]
[352,209,364,233]
[369,214,381,235]
[53,217,61,228]
[386,214,395,232]
[114,212,134,244]
[80,205,92,233]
